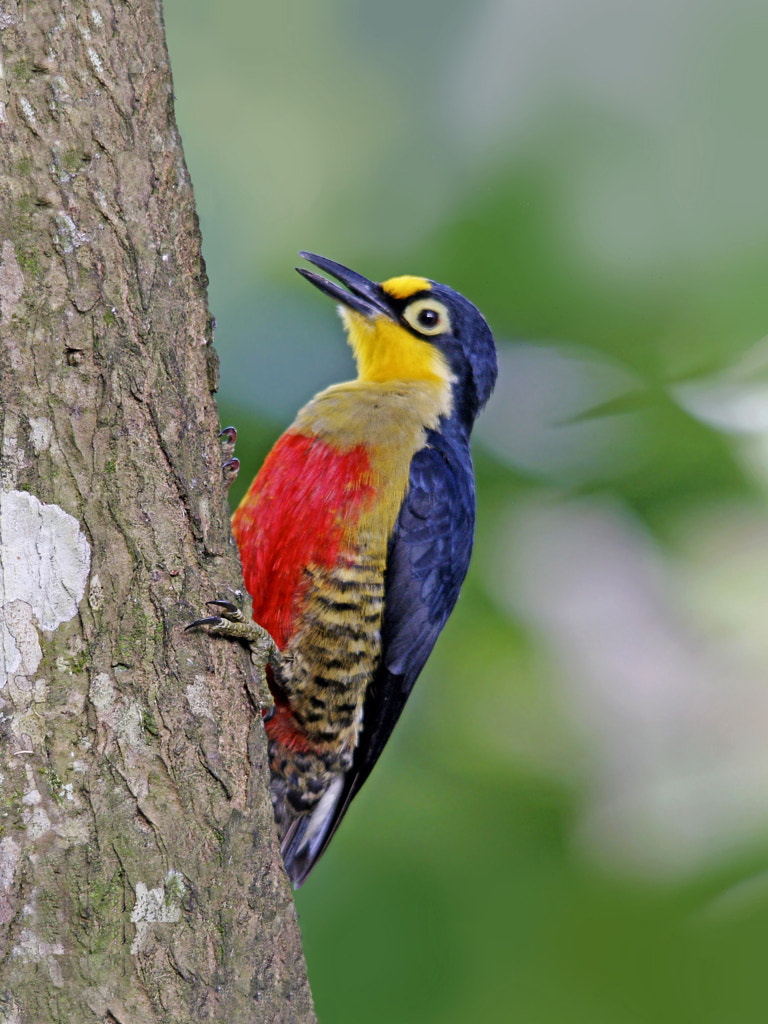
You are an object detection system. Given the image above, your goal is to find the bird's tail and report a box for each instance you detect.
[279,775,346,888]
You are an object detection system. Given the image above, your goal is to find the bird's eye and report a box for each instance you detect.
[403,298,451,336]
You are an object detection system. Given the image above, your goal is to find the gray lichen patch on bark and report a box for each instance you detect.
[0,241,24,320]
[130,869,186,955]
[0,1,316,1021]
[0,489,91,648]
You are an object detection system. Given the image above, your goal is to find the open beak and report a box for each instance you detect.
[296,252,394,320]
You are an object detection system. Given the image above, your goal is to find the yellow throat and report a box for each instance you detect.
[340,275,453,386]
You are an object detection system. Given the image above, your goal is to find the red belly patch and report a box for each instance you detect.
[265,701,314,752]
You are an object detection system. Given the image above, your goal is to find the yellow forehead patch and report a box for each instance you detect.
[381,275,431,300]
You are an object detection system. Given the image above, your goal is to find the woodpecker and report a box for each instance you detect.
[192,253,497,886]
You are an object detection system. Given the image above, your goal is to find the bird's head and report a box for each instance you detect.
[297,252,497,427]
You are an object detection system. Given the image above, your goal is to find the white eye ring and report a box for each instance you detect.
[402,298,451,336]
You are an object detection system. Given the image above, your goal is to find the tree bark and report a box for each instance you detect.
[0,2,315,1021]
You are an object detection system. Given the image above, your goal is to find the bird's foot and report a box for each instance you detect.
[219,426,240,489]
[187,599,279,714]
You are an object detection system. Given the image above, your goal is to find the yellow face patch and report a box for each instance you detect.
[340,308,453,386]
[381,275,431,301]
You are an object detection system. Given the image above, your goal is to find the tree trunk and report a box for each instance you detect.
[0,2,316,1021]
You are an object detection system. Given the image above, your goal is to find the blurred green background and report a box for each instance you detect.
[165,1,768,1019]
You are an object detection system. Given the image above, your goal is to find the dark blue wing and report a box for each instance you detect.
[356,428,475,778]
[282,426,475,885]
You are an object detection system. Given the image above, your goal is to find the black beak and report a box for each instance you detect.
[296,252,394,320]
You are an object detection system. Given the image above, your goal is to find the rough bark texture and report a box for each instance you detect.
[0,1,316,1021]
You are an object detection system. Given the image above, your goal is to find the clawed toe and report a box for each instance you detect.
[223,457,240,487]
[206,599,244,622]
[186,599,246,632]
[185,615,227,631]
[219,425,237,450]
